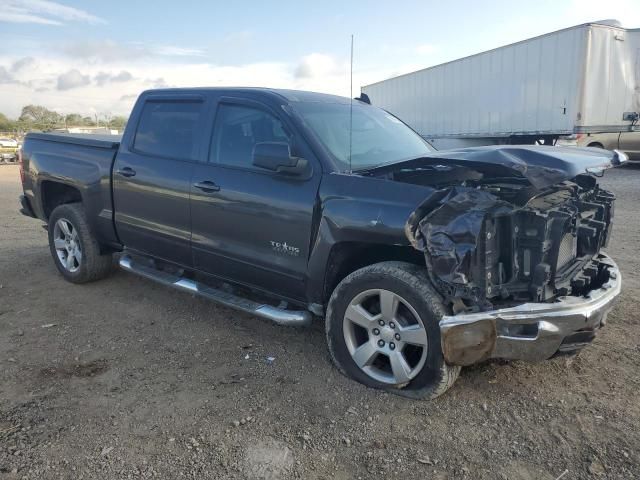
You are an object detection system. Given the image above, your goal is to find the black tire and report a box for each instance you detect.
[47,203,113,284]
[588,142,604,149]
[326,261,460,400]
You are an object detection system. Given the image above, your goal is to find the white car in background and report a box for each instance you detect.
[0,138,19,162]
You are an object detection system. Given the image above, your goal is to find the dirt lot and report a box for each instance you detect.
[0,164,639,480]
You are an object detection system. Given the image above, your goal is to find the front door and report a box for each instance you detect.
[113,97,206,266]
[190,99,321,300]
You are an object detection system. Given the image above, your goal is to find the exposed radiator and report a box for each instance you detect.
[557,233,576,270]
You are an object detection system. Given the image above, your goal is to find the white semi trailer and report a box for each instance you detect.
[361,20,640,149]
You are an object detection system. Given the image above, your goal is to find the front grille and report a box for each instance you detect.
[557,233,576,270]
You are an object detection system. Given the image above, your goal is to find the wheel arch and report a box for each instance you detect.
[40,180,83,220]
[322,241,425,305]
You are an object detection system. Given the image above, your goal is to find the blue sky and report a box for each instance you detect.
[0,0,638,118]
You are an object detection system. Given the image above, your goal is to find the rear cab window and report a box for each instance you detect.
[133,100,204,160]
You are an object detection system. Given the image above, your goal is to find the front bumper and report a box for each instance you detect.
[440,253,621,366]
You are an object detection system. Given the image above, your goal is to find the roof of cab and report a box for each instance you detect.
[142,87,353,105]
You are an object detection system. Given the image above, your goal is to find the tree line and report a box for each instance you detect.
[0,105,127,133]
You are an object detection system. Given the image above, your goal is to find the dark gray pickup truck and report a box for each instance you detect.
[19,88,623,398]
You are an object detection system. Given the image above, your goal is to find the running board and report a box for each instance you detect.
[119,255,312,327]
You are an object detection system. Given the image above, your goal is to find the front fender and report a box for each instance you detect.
[305,172,437,304]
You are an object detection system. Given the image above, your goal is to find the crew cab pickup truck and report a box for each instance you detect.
[19,88,623,399]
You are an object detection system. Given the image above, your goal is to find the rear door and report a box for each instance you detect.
[190,97,321,300]
[113,95,206,266]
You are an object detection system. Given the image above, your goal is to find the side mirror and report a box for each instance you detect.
[252,142,308,176]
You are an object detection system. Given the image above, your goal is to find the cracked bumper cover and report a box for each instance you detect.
[440,254,621,366]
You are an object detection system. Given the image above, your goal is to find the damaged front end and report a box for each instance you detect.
[405,175,616,310]
[366,146,624,365]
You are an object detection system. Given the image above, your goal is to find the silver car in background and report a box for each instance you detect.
[577,131,640,161]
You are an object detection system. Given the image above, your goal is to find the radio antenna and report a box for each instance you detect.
[348,34,354,174]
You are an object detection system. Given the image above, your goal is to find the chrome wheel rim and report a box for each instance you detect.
[343,289,428,386]
[53,218,82,273]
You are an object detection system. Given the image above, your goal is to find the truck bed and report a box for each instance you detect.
[26,132,122,149]
[21,131,122,249]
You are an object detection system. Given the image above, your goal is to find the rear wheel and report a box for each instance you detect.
[326,262,460,399]
[48,203,113,283]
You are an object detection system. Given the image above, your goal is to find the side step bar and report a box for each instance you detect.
[119,255,312,327]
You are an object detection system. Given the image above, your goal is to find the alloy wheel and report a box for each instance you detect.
[342,289,429,385]
[53,218,82,273]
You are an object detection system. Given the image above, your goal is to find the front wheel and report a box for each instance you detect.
[326,262,460,399]
[48,203,113,284]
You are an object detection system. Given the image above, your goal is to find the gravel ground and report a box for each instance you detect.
[0,163,639,479]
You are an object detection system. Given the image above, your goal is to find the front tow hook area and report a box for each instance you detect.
[439,254,621,366]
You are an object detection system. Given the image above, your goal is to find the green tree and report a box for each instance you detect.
[6,105,128,132]
[19,105,62,130]
[0,112,16,131]
[64,113,84,126]
[108,116,127,129]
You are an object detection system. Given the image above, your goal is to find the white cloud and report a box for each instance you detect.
[295,53,343,79]
[0,49,400,119]
[152,46,206,57]
[56,69,90,90]
[62,40,207,62]
[95,70,134,86]
[11,56,36,72]
[1,0,105,25]
[0,66,14,83]
[1,10,61,25]
[63,40,134,62]
[0,57,38,86]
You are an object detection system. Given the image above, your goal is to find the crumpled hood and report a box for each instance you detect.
[369,145,626,190]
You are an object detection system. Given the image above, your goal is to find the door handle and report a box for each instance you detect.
[116,167,136,177]
[193,180,220,193]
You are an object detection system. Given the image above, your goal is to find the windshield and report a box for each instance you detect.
[292,101,435,170]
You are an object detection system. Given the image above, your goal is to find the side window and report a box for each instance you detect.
[133,100,203,160]
[210,104,290,168]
